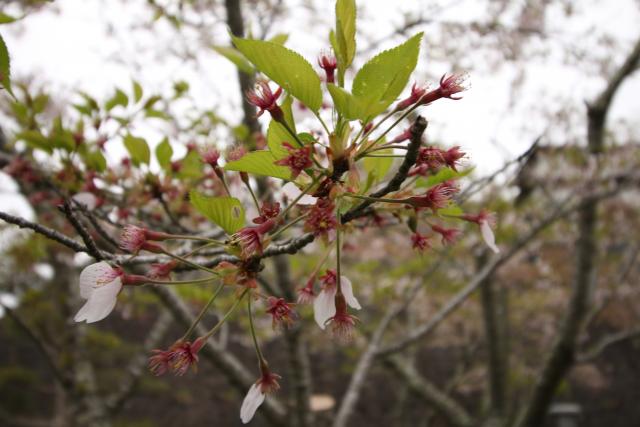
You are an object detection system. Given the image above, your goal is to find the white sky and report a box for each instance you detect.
[2,0,640,174]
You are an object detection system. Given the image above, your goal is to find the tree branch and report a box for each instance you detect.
[342,116,427,223]
[384,355,473,427]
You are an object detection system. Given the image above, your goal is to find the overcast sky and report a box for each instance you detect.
[2,0,640,175]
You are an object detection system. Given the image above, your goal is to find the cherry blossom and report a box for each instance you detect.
[74,262,123,323]
[313,271,361,330]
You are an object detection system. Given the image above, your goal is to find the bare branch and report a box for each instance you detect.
[333,305,397,427]
[61,200,104,261]
[0,210,113,259]
[384,355,473,427]
[105,309,174,413]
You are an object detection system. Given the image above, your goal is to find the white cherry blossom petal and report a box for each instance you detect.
[74,277,122,323]
[72,192,98,210]
[240,383,266,424]
[281,182,317,206]
[480,220,500,254]
[313,286,337,330]
[340,276,361,310]
[79,261,115,299]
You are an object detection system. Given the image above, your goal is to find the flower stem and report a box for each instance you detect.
[145,276,217,285]
[163,234,226,245]
[336,211,342,293]
[270,212,309,240]
[203,288,248,340]
[313,111,331,135]
[161,249,218,274]
[181,282,225,340]
[244,179,261,212]
[247,294,266,364]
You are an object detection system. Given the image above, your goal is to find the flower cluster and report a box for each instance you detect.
[253,202,281,224]
[274,142,313,179]
[246,80,284,121]
[119,224,169,254]
[404,181,460,213]
[318,51,337,83]
[148,337,206,376]
[231,219,277,258]
[409,146,466,176]
[304,198,337,239]
[265,297,297,329]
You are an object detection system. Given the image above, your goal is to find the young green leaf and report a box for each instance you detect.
[189,191,245,234]
[132,80,143,102]
[352,32,423,118]
[84,149,107,172]
[212,46,255,74]
[123,134,150,166]
[177,150,203,179]
[327,84,366,120]
[268,33,289,45]
[335,0,357,81]
[105,89,128,111]
[231,36,322,112]
[267,120,291,160]
[0,33,15,97]
[155,137,173,169]
[415,167,474,188]
[0,13,19,25]
[224,150,292,180]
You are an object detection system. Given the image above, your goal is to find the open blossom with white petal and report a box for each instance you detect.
[74,262,123,323]
[240,383,266,424]
[480,220,500,254]
[462,210,500,254]
[240,369,281,424]
[313,273,361,330]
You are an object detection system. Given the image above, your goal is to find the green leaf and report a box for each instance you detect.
[105,89,128,111]
[132,80,143,102]
[232,36,322,112]
[268,33,289,45]
[145,109,170,120]
[177,150,203,179]
[327,84,366,120]
[155,137,173,169]
[212,46,255,74]
[438,204,463,217]
[267,120,291,160]
[224,150,292,180]
[84,150,107,172]
[0,33,15,97]
[335,0,357,71]
[352,32,423,118]
[189,191,245,234]
[123,134,150,166]
[363,148,394,183]
[0,13,19,25]
[415,167,474,188]
[16,131,51,153]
